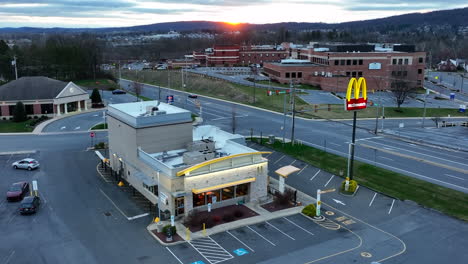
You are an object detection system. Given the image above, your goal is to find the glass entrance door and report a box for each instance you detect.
[175,197,184,216]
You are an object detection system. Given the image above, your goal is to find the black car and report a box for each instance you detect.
[19,196,40,214]
[112,89,126,94]
[188,94,198,98]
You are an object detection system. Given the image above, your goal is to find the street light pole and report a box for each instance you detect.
[422,90,429,128]
[290,80,296,145]
[157,171,161,220]
[347,111,357,181]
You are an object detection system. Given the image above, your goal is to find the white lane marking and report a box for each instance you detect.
[266,221,295,240]
[247,226,276,246]
[299,139,468,192]
[290,160,297,166]
[297,164,308,175]
[324,175,334,187]
[100,189,129,219]
[356,136,383,142]
[283,217,314,236]
[388,199,395,214]
[369,193,377,207]
[127,213,150,220]
[273,155,285,164]
[211,115,248,121]
[74,126,81,130]
[60,126,66,130]
[310,169,321,181]
[266,151,275,158]
[380,156,394,161]
[93,114,99,117]
[166,247,183,264]
[332,199,346,205]
[444,174,465,180]
[226,230,255,252]
[329,142,341,147]
[3,250,15,264]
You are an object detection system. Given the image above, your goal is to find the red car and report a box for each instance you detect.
[6,182,30,202]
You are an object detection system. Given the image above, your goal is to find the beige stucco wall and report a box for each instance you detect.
[136,122,193,153]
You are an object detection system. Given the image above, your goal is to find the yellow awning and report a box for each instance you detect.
[192,177,256,194]
[275,165,300,178]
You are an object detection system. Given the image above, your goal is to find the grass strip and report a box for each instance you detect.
[250,138,468,221]
[0,120,35,133]
[91,123,108,130]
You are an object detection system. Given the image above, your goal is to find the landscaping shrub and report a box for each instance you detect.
[162,224,176,237]
[273,188,295,206]
[29,115,49,127]
[222,213,234,222]
[90,88,102,104]
[13,101,27,122]
[302,204,316,217]
[233,209,244,218]
[94,142,106,149]
[341,180,358,193]
[212,215,221,222]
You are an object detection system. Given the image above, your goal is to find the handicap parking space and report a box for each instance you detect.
[167,243,207,264]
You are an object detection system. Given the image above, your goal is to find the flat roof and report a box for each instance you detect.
[108,100,192,128]
[148,125,257,169]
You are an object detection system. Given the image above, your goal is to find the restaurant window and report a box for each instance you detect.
[236,183,249,197]
[222,186,235,200]
[41,104,53,114]
[206,190,221,204]
[25,104,34,115]
[193,192,206,207]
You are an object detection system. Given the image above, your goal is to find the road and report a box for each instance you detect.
[119,79,468,193]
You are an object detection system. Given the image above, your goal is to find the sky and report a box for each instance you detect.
[0,0,466,28]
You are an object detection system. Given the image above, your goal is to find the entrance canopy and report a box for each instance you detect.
[275,165,300,178]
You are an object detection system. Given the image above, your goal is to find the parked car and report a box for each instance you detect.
[188,94,198,99]
[19,196,40,214]
[12,158,40,170]
[112,89,126,94]
[6,182,30,202]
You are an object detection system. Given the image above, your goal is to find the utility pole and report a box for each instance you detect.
[282,90,287,145]
[118,60,121,80]
[422,89,429,128]
[290,80,296,145]
[12,56,18,80]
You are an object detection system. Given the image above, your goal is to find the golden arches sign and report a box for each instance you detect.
[345,77,368,111]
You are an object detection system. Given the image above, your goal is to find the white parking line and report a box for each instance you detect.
[226,230,255,252]
[266,151,275,158]
[388,199,395,214]
[445,174,465,180]
[283,217,314,236]
[310,169,321,181]
[166,247,183,264]
[273,155,285,164]
[3,250,15,264]
[290,160,297,166]
[324,175,334,187]
[266,221,295,240]
[127,213,150,220]
[100,188,129,219]
[380,156,394,161]
[329,142,341,147]
[247,226,276,246]
[369,193,377,207]
[297,164,308,175]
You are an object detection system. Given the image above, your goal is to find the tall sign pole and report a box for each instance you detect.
[345,77,367,181]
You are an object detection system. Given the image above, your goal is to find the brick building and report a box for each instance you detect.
[192,44,288,67]
[0,76,90,119]
[263,43,426,92]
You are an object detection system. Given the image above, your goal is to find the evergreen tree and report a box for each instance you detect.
[13,101,27,122]
[90,88,102,104]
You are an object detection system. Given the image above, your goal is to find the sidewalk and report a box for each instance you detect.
[32,107,105,134]
[147,177,317,246]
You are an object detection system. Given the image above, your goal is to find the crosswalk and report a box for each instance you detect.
[189,236,234,264]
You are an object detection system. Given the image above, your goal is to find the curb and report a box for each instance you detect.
[0,150,37,155]
[33,108,105,134]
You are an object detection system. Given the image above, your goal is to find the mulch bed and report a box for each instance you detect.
[151,230,184,243]
[184,204,258,232]
[261,201,296,212]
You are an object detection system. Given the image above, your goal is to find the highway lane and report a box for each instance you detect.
[119,79,468,192]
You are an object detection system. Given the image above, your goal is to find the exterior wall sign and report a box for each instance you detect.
[368,62,381,70]
[345,77,368,111]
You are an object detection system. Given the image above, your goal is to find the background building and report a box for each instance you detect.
[0,76,90,119]
[107,101,269,219]
[263,42,426,92]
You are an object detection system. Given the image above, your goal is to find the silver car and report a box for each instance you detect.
[12,158,40,171]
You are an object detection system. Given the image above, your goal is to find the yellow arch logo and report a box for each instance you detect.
[345,77,368,111]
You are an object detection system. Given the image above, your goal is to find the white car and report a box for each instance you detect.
[12,158,40,171]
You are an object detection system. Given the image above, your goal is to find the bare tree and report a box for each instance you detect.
[132,81,143,101]
[389,67,418,110]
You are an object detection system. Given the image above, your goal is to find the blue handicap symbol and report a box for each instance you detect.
[233,248,249,256]
[191,261,206,264]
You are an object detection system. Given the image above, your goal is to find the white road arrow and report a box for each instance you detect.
[60,126,66,130]
[332,199,346,206]
[74,126,81,130]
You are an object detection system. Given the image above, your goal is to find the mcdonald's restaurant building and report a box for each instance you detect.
[107,101,269,219]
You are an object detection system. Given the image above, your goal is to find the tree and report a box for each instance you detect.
[90,88,102,104]
[13,101,27,122]
[390,79,416,110]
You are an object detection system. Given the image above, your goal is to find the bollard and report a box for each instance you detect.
[186,228,190,241]
[203,223,206,236]
[345,177,350,192]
